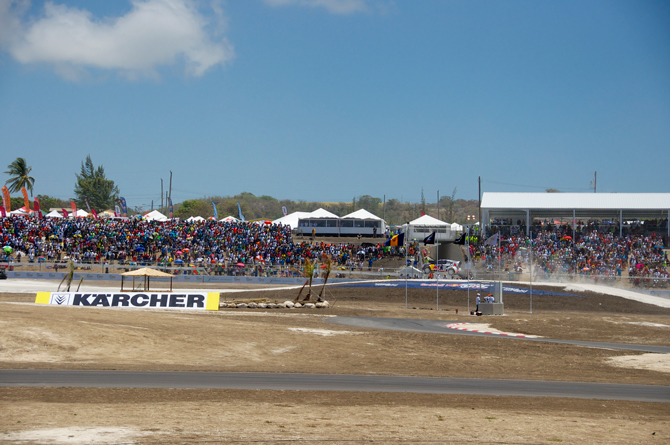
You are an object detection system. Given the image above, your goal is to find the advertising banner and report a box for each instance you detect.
[35,292,220,311]
[1,186,9,212]
[21,186,30,212]
[120,197,128,217]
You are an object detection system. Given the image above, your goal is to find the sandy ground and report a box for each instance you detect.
[1,281,669,444]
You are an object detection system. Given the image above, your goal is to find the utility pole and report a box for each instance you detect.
[478,176,481,224]
[161,179,164,209]
[594,171,597,193]
[437,190,440,220]
[383,195,386,221]
[168,171,173,206]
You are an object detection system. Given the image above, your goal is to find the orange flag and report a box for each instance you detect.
[1,186,10,212]
[21,187,30,212]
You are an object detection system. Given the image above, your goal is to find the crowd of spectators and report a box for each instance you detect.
[475,225,669,287]
[0,215,402,276]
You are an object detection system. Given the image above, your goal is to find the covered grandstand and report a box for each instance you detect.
[480,193,670,238]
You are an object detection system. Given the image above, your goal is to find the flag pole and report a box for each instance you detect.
[529,231,533,314]
[436,234,439,311]
[405,226,408,310]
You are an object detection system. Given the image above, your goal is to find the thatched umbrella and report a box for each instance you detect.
[121,267,174,292]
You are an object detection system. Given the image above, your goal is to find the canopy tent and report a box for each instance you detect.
[121,267,174,292]
[409,215,448,226]
[340,208,387,237]
[272,211,310,230]
[306,208,339,218]
[403,214,457,242]
[143,210,168,222]
[220,215,239,222]
[8,208,30,216]
[73,209,89,218]
[342,209,383,220]
[45,210,63,218]
[186,216,205,222]
[451,223,463,232]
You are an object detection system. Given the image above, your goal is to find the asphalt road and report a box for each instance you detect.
[327,316,670,354]
[1,369,668,402]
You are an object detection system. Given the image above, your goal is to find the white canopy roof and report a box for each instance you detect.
[220,215,239,222]
[143,210,168,222]
[451,223,463,232]
[273,211,310,229]
[73,209,89,217]
[8,209,29,216]
[305,208,339,219]
[342,209,383,220]
[481,192,670,210]
[46,210,63,218]
[409,214,448,226]
[186,216,205,222]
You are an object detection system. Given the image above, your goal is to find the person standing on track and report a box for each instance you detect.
[476,292,481,312]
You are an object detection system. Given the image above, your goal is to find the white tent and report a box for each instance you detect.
[143,210,168,222]
[219,216,239,222]
[8,209,29,216]
[73,209,89,218]
[272,211,310,230]
[46,210,63,218]
[307,208,339,218]
[403,214,457,242]
[342,209,382,220]
[451,223,463,232]
[186,216,205,222]
[340,209,386,237]
[409,214,448,226]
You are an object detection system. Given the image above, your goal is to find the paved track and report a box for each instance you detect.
[327,316,670,354]
[1,369,668,402]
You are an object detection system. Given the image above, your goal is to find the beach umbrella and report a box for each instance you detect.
[236,262,245,267]
[3,246,12,253]
[174,259,184,264]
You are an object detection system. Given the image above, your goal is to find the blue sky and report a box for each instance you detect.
[1,0,669,211]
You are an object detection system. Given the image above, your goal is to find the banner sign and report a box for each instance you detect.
[211,201,218,220]
[337,281,584,297]
[1,186,9,212]
[21,186,30,212]
[168,197,173,219]
[70,201,77,217]
[120,197,128,217]
[33,198,41,219]
[35,292,220,311]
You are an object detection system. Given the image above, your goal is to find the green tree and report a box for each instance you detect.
[73,155,120,211]
[4,157,35,196]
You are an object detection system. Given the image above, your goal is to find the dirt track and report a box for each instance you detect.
[1,282,669,444]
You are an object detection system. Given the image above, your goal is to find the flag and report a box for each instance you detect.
[454,233,466,245]
[70,201,77,217]
[120,197,127,217]
[484,233,499,246]
[420,210,426,216]
[423,231,436,245]
[1,186,9,212]
[91,209,98,220]
[237,202,245,221]
[0,206,5,218]
[282,206,288,216]
[211,202,218,220]
[33,198,41,219]
[385,232,405,247]
[62,208,69,218]
[168,197,173,219]
[21,187,30,212]
[83,197,92,212]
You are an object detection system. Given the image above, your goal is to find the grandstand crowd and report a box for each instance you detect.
[1,215,668,285]
[0,216,398,275]
[478,221,669,286]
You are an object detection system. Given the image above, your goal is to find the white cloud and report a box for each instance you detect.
[0,0,234,80]
[264,0,370,15]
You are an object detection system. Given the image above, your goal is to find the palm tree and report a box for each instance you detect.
[5,157,35,196]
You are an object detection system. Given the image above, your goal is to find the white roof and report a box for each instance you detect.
[408,214,448,226]
[481,192,670,210]
[74,209,89,217]
[220,215,239,222]
[9,209,29,216]
[451,223,463,232]
[46,210,63,218]
[342,209,382,220]
[143,210,167,221]
[186,216,205,222]
[305,208,339,219]
[273,211,310,229]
